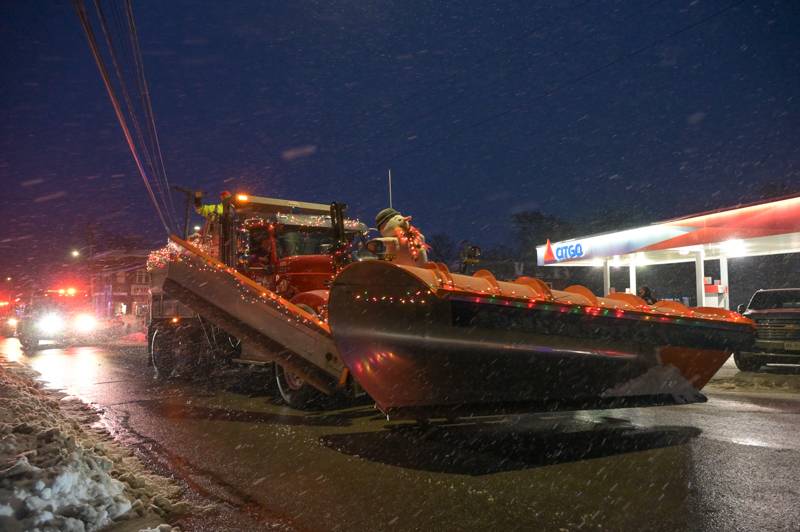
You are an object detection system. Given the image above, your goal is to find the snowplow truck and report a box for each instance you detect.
[148,195,364,407]
[149,193,754,421]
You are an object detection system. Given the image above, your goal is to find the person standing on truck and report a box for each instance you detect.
[194,190,235,262]
[194,190,232,220]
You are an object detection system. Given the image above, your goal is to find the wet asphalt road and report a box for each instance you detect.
[3,338,800,532]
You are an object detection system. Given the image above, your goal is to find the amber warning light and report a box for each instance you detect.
[236,194,249,202]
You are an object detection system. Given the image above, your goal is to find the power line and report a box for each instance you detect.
[72,0,172,233]
[123,0,179,221]
[94,0,176,229]
[107,0,179,230]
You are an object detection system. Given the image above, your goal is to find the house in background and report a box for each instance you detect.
[88,250,151,331]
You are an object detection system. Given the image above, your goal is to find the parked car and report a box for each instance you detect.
[735,288,800,371]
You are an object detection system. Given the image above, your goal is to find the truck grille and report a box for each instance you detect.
[754,318,800,340]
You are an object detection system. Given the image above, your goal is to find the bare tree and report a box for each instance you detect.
[511,211,573,263]
[426,233,458,265]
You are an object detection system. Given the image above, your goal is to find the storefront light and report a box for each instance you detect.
[720,239,746,257]
[634,253,651,267]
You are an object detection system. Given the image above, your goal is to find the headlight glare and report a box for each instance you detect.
[74,313,97,334]
[37,313,65,334]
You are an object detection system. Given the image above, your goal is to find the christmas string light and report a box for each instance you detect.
[157,234,749,349]
[392,225,429,261]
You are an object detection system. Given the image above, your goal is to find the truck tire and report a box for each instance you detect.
[152,321,219,380]
[733,351,763,372]
[274,303,325,408]
[275,363,323,408]
[150,327,177,379]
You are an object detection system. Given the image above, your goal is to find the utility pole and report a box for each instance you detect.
[388,169,393,209]
[87,221,96,313]
[174,186,194,239]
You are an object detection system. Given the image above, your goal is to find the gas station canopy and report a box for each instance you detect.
[536,195,800,308]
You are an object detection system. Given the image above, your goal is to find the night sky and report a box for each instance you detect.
[2,0,799,284]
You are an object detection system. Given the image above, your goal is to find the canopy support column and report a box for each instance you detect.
[695,250,706,307]
[628,262,636,295]
[603,260,610,296]
[720,256,729,309]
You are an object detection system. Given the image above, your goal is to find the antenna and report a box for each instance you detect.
[388,169,393,208]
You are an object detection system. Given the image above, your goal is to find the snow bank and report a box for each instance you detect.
[0,364,134,531]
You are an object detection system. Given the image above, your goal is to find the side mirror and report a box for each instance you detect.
[736,304,746,314]
[366,239,386,255]
[365,238,397,260]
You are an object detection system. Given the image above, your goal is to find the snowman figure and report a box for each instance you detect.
[374,208,429,266]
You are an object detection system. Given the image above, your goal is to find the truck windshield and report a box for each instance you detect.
[277,229,335,257]
[749,291,800,310]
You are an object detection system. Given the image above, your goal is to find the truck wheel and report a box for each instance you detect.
[150,327,177,379]
[733,352,763,372]
[275,363,322,409]
[274,303,326,408]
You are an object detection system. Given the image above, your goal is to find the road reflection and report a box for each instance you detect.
[23,344,103,396]
[0,337,23,363]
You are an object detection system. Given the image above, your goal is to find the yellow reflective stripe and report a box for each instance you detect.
[196,204,223,217]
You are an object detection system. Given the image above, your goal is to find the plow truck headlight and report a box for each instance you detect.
[37,313,65,334]
[7,318,17,327]
[74,313,97,334]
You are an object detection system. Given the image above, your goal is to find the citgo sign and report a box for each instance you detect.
[542,239,588,264]
[555,243,584,261]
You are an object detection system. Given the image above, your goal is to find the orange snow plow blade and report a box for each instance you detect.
[328,261,754,419]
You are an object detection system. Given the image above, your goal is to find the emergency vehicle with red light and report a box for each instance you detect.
[16,288,106,350]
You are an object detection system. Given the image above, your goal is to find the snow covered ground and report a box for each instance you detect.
[0,359,184,531]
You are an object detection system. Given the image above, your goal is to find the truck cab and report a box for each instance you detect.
[734,288,800,371]
[201,194,367,315]
[148,193,368,404]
